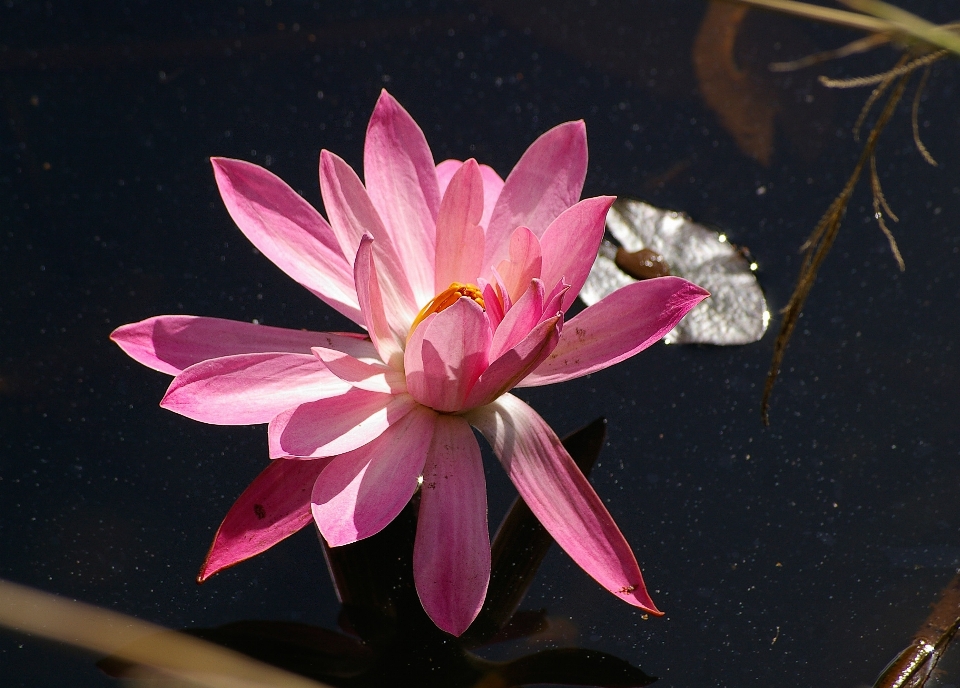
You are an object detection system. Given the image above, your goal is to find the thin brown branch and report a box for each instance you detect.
[761,71,910,425]
[911,62,939,166]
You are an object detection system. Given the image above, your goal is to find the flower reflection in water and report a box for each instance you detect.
[100,420,657,688]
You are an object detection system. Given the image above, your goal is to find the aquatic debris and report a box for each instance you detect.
[872,569,960,688]
[581,197,769,346]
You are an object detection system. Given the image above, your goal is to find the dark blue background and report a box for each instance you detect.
[2,1,959,685]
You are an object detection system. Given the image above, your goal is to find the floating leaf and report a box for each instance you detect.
[581,198,769,346]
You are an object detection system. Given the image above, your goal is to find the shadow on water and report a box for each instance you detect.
[98,419,657,687]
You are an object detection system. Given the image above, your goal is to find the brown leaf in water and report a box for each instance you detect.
[692,1,777,166]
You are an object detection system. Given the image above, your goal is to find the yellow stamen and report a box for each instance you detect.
[408,282,484,341]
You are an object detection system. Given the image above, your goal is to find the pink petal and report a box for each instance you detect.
[542,281,570,325]
[312,406,436,546]
[198,457,330,582]
[311,346,406,394]
[518,277,710,387]
[110,315,349,376]
[484,121,587,268]
[437,160,503,229]
[354,235,404,368]
[462,315,561,410]
[160,353,349,425]
[310,331,381,362]
[494,226,542,305]
[466,394,661,614]
[211,157,362,325]
[490,278,545,361]
[434,159,485,292]
[268,389,416,458]
[481,282,505,332]
[539,196,616,309]
[436,159,462,196]
[414,415,490,636]
[404,298,491,412]
[364,90,440,307]
[320,151,419,332]
[478,164,505,230]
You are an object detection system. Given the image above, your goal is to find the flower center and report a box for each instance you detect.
[408,282,484,340]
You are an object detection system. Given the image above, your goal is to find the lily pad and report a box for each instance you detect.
[580,198,770,345]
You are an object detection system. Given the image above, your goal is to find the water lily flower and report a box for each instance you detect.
[111,90,708,636]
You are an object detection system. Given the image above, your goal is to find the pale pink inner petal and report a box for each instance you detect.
[435,159,462,196]
[477,163,504,230]
[489,278,545,361]
[541,282,569,325]
[320,150,419,333]
[437,160,503,230]
[363,90,440,307]
[353,235,404,368]
[481,282,504,332]
[268,389,416,458]
[312,406,436,546]
[311,346,406,394]
[462,315,561,410]
[519,277,710,388]
[483,120,587,269]
[110,315,338,376]
[538,196,615,310]
[211,157,362,325]
[404,298,492,412]
[494,226,543,306]
[414,415,490,637]
[160,353,349,425]
[434,159,485,292]
[198,457,331,582]
[310,332,381,363]
[466,394,661,614]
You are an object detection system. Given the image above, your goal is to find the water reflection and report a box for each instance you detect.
[100,419,656,687]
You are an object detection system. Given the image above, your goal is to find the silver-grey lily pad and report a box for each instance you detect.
[580,198,769,345]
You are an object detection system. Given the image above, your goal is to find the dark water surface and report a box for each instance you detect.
[2,1,959,686]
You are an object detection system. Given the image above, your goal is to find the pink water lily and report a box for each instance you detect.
[111,90,708,636]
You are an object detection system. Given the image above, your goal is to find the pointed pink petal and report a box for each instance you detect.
[268,389,416,458]
[320,151,419,333]
[404,298,491,412]
[484,121,587,268]
[364,90,440,306]
[310,332,381,362]
[354,235,404,368]
[478,164,505,230]
[414,415,490,636]
[311,346,406,394]
[434,159,485,292]
[436,159,462,196]
[437,159,504,230]
[481,282,505,332]
[494,226,542,305]
[541,281,570,325]
[160,353,348,425]
[467,394,661,614]
[463,315,561,409]
[539,196,616,309]
[198,457,331,582]
[490,278,545,360]
[110,315,351,376]
[211,157,362,325]
[312,406,436,545]
[518,277,710,387]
